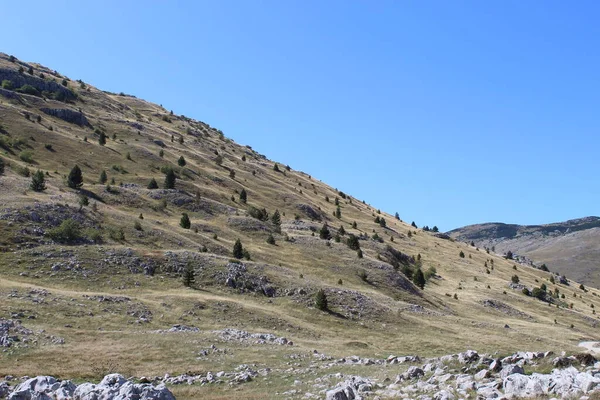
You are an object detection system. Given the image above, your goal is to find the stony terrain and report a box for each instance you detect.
[448,217,600,288]
[1,52,600,399]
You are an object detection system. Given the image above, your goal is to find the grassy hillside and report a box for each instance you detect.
[1,53,600,398]
[448,218,600,288]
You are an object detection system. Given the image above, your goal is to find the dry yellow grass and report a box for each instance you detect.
[1,53,600,398]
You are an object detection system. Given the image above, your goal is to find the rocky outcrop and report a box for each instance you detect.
[4,374,174,400]
[0,68,76,101]
[40,108,90,127]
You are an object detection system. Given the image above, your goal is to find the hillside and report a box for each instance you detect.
[448,217,600,288]
[1,53,600,399]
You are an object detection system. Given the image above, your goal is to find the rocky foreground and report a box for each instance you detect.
[2,349,600,399]
[0,374,174,400]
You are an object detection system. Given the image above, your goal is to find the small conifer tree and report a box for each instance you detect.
[273,163,280,172]
[99,170,107,184]
[0,157,4,175]
[164,168,176,189]
[98,131,106,146]
[67,165,83,189]
[178,156,186,166]
[233,239,244,259]
[239,188,247,203]
[180,213,191,229]
[315,289,328,311]
[266,234,276,245]
[182,264,196,288]
[30,170,47,192]
[459,251,465,258]
[319,223,331,240]
[413,268,426,289]
[147,178,158,189]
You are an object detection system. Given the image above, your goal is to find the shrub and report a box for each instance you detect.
[229,169,235,179]
[233,239,244,259]
[522,288,531,296]
[0,157,4,175]
[505,251,514,260]
[19,151,34,163]
[532,287,546,300]
[99,170,107,184]
[180,213,191,229]
[16,84,40,96]
[47,219,82,243]
[108,227,125,241]
[266,234,275,245]
[357,249,363,258]
[424,266,437,281]
[1,80,13,90]
[459,251,465,258]
[134,221,142,231]
[335,206,341,219]
[271,209,281,228]
[315,289,328,311]
[147,178,158,189]
[159,149,164,158]
[580,284,586,291]
[164,168,176,189]
[511,275,520,284]
[248,206,269,221]
[178,156,186,166]
[30,170,47,192]
[359,270,368,282]
[239,188,247,203]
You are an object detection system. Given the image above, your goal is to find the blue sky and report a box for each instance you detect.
[3,1,599,231]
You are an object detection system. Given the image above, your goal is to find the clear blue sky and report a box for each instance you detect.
[3,1,599,231]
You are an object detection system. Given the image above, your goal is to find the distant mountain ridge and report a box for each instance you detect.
[448,216,600,288]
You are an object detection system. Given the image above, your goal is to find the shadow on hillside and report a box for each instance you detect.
[327,309,348,319]
[79,188,105,203]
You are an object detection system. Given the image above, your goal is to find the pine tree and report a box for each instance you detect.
[411,221,417,228]
[182,264,196,288]
[0,157,5,175]
[147,178,158,189]
[315,289,328,311]
[30,170,47,192]
[266,234,276,245]
[180,213,191,229]
[459,251,465,258]
[239,188,247,203]
[338,225,346,236]
[98,131,106,146]
[379,218,386,228]
[347,234,360,250]
[178,156,186,167]
[352,221,357,229]
[357,249,363,258]
[395,212,400,220]
[67,165,83,189]
[271,209,281,226]
[335,206,341,219]
[413,268,426,289]
[233,239,244,259]
[319,223,331,240]
[99,170,107,184]
[164,168,176,189]
[273,163,280,172]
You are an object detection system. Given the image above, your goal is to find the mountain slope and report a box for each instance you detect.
[448,217,600,288]
[1,53,600,399]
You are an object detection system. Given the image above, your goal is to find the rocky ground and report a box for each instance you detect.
[2,338,600,399]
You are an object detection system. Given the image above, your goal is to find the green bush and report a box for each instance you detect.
[1,80,13,90]
[511,275,519,284]
[459,251,465,258]
[47,219,82,243]
[108,227,125,241]
[266,234,275,245]
[16,84,39,96]
[19,150,34,163]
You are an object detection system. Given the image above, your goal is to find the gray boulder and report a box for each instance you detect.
[500,364,524,380]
